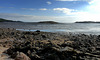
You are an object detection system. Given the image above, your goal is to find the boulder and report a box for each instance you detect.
[15,52,31,60]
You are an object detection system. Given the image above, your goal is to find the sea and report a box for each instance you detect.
[0,22,100,35]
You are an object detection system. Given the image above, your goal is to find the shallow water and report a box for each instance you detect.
[0,22,100,35]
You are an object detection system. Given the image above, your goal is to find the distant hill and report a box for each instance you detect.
[38,21,59,24]
[0,18,22,22]
[75,21,100,23]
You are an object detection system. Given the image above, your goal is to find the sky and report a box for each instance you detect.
[0,0,99,23]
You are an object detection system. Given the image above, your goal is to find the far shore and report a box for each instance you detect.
[75,21,100,23]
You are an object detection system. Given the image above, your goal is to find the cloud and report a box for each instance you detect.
[21,8,35,10]
[56,0,93,4]
[53,8,92,20]
[39,8,47,10]
[56,0,91,1]
[21,8,27,9]
[53,8,76,15]
[21,8,48,11]
[29,8,35,10]
[46,1,52,5]
[88,0,95,4]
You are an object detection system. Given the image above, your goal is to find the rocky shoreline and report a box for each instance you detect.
[0,28,100,60]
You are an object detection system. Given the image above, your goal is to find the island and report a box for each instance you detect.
[38,21,59,24]
[0,18,22,22]
[0,18,60,24]
[75,21,100,23]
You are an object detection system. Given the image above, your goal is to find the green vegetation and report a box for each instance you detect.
[0,18,14,22]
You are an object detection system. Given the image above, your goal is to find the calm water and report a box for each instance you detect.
[0,22,100,35]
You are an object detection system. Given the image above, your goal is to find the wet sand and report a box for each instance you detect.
[0,28,100,60]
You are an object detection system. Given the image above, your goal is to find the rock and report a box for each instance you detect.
[36,30,40,32]
[1,28,100,60]
[30,53,40,60]
[96,47,100,50]
[4,48,14,55]
[15,52,31,60]
[46,54,60,60]
[88,47,96,52]
[59,46,73,52]
[11,32,14,35]
[74,50,82,54]
[41,34,46,38]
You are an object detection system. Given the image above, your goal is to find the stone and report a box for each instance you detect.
[15,52,31,60]
[59,46,73,52]
[41,34,46,38]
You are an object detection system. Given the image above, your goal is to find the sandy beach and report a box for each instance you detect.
[0,28,100,60]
